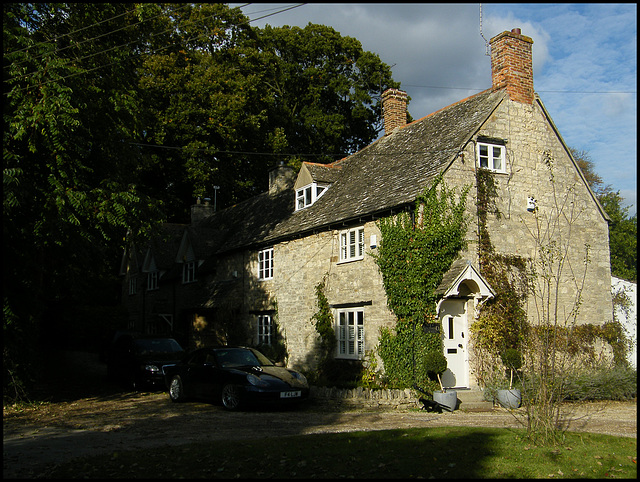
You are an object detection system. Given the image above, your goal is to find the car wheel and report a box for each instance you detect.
[169,376,187,402]
[221,384,242,410]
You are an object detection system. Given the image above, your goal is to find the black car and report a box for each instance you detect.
[162,346,309,410]
[106,334,185,390]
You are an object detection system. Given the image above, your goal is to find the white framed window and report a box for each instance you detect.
[182,261,196,284]
[336,308,365,359]
[339,227,365,262]
[258,247,274,280]
[477,142,506,172]
[257,314,273,345]
[147,270,158,291]
[128,277,137,295]
[295,183,327,210]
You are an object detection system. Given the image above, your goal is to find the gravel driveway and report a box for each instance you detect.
[3,351,637,479]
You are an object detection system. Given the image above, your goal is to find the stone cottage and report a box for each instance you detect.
[120,29,612,389]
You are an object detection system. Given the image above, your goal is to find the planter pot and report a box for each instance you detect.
[497,389,521,409]
[433,390,458,412]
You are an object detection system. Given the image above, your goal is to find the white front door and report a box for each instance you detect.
[440,299,468,388]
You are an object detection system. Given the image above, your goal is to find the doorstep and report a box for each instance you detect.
[452,388,495,412]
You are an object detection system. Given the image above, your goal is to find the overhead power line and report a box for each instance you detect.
[403,83,636,95]
[5,4,193,71]
[5,3,305,88]
[128,141,461,159]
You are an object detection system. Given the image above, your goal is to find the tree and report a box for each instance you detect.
[256,23,400,162]
[571,148,636,281]
[3,3,402,400]
[3,3,166,399]
[137,12,401,220]
[598,190,637,281]
[136,3,268,219]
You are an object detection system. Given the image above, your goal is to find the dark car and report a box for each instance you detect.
[162,346,309,410]
[106,334,185,390]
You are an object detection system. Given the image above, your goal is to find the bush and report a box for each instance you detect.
[424,351,447,378]
[563,366,637,401]
[500,348,523,371]
[312,358,364,388]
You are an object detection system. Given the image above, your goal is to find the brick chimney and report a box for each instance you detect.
[490,28,534,104]
[381,88,408,136]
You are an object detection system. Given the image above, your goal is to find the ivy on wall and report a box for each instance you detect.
[373,175,470,389]
[255,299,289,364]
[471,168,529,361]
[310,277,337,369]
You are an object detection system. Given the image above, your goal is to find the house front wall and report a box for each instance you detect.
[237,97,613,378]
[240,223,394,372]
[122,96,614,386]
[444,96,612,328]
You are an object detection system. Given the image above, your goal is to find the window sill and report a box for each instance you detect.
[336,257,364,265]
[479,168,508,175]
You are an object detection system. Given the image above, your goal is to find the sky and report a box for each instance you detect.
[230,3,637,216]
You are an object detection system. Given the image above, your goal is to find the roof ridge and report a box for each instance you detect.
[404,87,497,129]
[303,160,343,169]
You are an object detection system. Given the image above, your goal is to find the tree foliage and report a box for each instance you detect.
[3,3,170,399]
[572,148,636,281]
[137,12,401,219]
[256,23,400,162]
[3,3,402,400]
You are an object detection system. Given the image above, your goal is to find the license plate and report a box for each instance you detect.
[280,391,301,398]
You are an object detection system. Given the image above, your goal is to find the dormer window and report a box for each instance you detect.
[477,142,506,173]
[296,182,327,210]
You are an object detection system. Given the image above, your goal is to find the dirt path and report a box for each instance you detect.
[3,351,637,479]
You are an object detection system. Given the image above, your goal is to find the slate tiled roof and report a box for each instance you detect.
[305,162,343,183]
[196,183,295,253]
[435,258,473,296]
[193,88,506,254]
[142,223,187,280]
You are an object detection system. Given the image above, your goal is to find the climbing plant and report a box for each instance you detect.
[310,276,337,377]
[373,175,470,389]
[471,168,529,373]
[255,299,289,364]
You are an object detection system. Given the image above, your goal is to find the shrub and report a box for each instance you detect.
[500,348,523,371]
[563,366,637,401]
[312,359,364,388]
[424,351,447,377]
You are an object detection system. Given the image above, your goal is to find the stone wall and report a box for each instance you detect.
[310,386,421,410]
[262,225,395,372]
[444,96,612,327]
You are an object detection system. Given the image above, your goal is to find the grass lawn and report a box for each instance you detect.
[47,427,636,479]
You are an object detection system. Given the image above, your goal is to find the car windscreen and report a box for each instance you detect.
[215,348,273,368]
[133,338,184,355]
